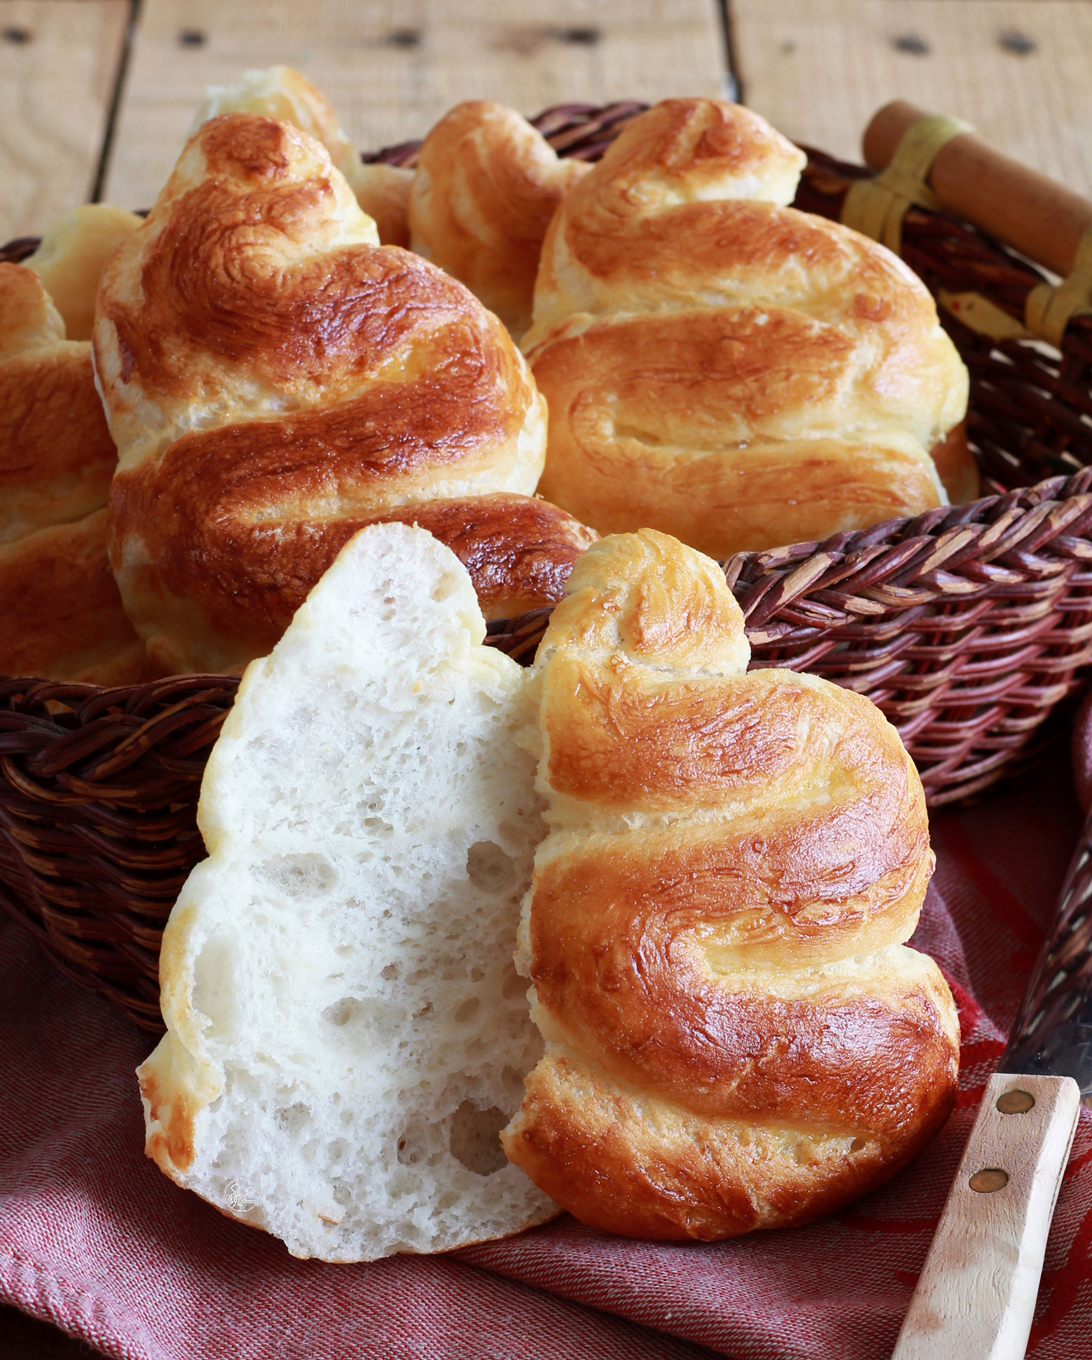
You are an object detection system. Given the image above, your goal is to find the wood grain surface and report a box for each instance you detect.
[730,0,1092,196]
[0,0,129,239]
[101,0,728,211]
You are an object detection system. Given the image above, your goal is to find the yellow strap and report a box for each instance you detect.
[842,114,975,255]
[1025,229,1092,346]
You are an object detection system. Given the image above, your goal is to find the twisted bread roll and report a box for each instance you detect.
[0,263,118,545]
[524,100,974,558]
[192,66,413,247]
[409,102,590,337]
[96,113,591,675]
[502,530,959,1240]
[1,225,153,683]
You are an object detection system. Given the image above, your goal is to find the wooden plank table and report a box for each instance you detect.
[2,1,1091,1357]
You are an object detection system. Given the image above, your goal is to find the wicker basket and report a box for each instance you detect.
[4,102,1092,1032]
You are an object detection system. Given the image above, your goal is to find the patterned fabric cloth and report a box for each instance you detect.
[2,749,1091,1360]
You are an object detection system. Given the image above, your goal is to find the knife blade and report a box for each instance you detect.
[890,793,1091,1359]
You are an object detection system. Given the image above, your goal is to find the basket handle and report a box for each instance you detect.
[863,100,1092,279]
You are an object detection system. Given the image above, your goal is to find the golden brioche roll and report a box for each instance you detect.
[0,263,118,545]
[409,102,590,336]
[501,530,959,1240]
[94,113,590,675]
[0,509,159,685]
[523,100,975,557]
[23,204,142,341]
[191,65,413,245]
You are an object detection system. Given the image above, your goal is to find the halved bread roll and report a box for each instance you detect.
[138,522,556,1261]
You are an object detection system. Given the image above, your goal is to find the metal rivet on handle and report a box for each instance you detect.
[969,1168,1010,1193]
[997,1089,1036,1115]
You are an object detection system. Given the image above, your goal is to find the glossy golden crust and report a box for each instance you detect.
[0,510,158,684]
[0,263,118,545]
[95,113,570,673]
[524,99,971,555]
[530,308,946,556]
[409,102,590,336]
[111,443,597,669]
[508,1048,948,1241]
[502,530,959,1239]
[376,494,597,620]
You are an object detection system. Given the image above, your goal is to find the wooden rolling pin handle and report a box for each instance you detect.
[862,100,1092,278]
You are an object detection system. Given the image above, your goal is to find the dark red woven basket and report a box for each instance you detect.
[5,101,1092,1031]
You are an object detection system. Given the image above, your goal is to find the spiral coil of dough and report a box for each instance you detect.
[95,113,593,675]
[523,100,974,560]
[501,530,960,1240]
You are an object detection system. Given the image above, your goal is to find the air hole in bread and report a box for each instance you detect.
[448,1100,509,1176]
[454,997,480,1024]
[256,853,336,898]
[396,1128,422,1166]
[381,962,400,982]
[466,840,517,893]
[501,960,526,1000]
[276,1102,312,1135]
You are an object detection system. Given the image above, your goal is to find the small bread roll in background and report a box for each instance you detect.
[0,261,155,683]
[23,203,142,341]
[0,263,117,544]
[409,101,590,337]
[0,510,157,685]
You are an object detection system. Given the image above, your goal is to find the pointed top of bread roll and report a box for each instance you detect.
[542,528,750,676]
[579,98,806,211]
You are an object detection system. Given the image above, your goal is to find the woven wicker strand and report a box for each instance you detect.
[5,102,1092,1031]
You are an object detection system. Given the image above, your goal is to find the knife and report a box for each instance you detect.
[890,795,1092,1357]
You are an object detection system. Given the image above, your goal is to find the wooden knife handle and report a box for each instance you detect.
[891,1072,1080,1360]
[862,99,1092,278]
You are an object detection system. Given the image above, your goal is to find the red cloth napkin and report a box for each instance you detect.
[3,749,1092,1360]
